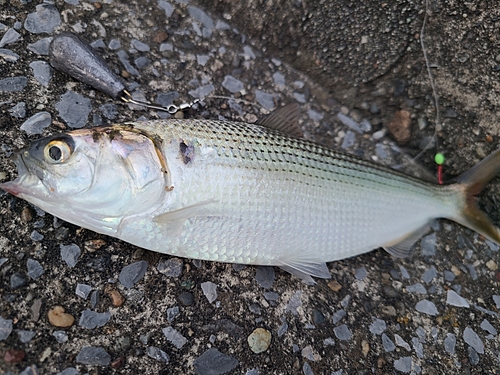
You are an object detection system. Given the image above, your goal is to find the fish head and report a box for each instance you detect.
[0,126,167,233]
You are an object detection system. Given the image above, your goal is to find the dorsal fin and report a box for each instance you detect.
[255,103,303,138]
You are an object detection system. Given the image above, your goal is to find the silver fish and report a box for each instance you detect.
[2,108,500,282]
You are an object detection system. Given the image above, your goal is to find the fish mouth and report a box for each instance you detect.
[0,151,40,197]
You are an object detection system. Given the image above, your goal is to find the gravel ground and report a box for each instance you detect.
[0,1,499,374]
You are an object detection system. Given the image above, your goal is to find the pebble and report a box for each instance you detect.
[99,103,118,120]
[158,1,174,17]
[255,266,275,288]
[131,39,150,52]
[53,330,68,343]
[30,230,44,241]
[312,309,325,325]
[27,259,44,280]
[189,84,215,99]
[222,75,244,93]
[4,349,26,364]
[47,306,74,327]
[333,324,352,341]
[201,281,218,303]
[10,272,27,289]
[394,334,411,351]
[264,291,279,301]
[178,291,194,306]
[444,270,455,281]
[29,61,52,87]
[394,356,412,373]
[0,47,19,62]
[197,55,210,66]
[76,346,111,366]
[468,346,480,365]
[119,260,148,288]
[406,283,427,294]
[486,259,498,270]
[285,291,302,315]
[421,266,437,283]
[328,280,342,292]
[166,306,179,322]
[247,328,272,353]
[444,333,456,354]
[0,258,8,268]
[0,76,27,92]
[255,90,276,110]
[0,316,13,341]
[387,110,411,144]
[162,326,188,349]
[412,337,424,358]
[332,309,346,324]
[157,258,183,277]
[294,92,306,103]
[60,244,81,268]
[24,4,61,34]
[463,327,484,354]
[117,50,139,76]
[20,112,51,135]
[31,299,42,322]
[188,6,214,30]
[307,109,323,121]
[415,299,438,316]
[193,348,238,375]
[420,233,437,256]
[480,319,497,335]
[273,72,285,88]
[147,346,170,363]
[337,113,363,134]
[341,130,356,149]
[9,102,26,118]
[27,37,53,55]
[0,28,21,48]
[369,318,386,335]
[354,267,367,280]
[55,91,92,129]
[324,337,335,346]
[382,333,396,352]
[17,330,36,343]
[446,290,469,307]
[75,283,92,299]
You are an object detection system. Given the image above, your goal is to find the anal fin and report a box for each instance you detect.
[383,224,431,258]
[277,259,331,284]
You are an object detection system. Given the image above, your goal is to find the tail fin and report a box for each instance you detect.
[454,148,500,244]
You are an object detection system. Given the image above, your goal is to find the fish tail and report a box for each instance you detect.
[454,148,500,244]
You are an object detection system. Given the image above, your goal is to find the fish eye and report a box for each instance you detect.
[43,140,72,163]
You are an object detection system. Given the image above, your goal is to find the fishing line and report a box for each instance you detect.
[412,0,444,183]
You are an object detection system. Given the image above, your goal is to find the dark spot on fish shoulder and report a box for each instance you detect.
[179,141,192,164]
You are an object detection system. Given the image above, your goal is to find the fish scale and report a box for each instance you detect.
[2,112,500,282]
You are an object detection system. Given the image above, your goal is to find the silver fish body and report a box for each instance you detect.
[2,117,499,281]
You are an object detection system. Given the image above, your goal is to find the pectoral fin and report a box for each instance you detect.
[153,199,217,224]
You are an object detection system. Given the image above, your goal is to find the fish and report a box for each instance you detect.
[1,106,500,283]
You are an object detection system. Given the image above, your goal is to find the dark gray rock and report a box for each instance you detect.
[0,28,21,48]
[27,259,44,280]
[0,316,13,341]
[188,6,214,30]
[109,39,121,50]
[166,306,179,322]
[119,260,148,288]
[135,56,151,69]
[178,291,194,306]
[158,1,174,17]
[17,329,36,343]
[201,281,217,303]
[79,309,110,329]
[117,50,139,76]
[29,61,52,87]
[99,103,118,120]
[255,90,276,110]
[10,272,27,289]
[60,244,81,268]
[188,84,215,99]
[55,91,91,129]
[75,283,92,299]
[0,48,19,62]
[20,365,39,375]
[53,330,69,343]
[162,326,188,349]
[27,37,53,55]
[0,77,27,92]
[194,348,239,375]
[56,368,78,375]
[147,346,170,363]
[131,39,150,52]
[20,112,51,135]
[157,258,183,277]
[222,75,244,93]
[463,326,484,354]
[255,266,275,289]
[333,324,352,341]
[24,4,61,34]
[76,346,111,365]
